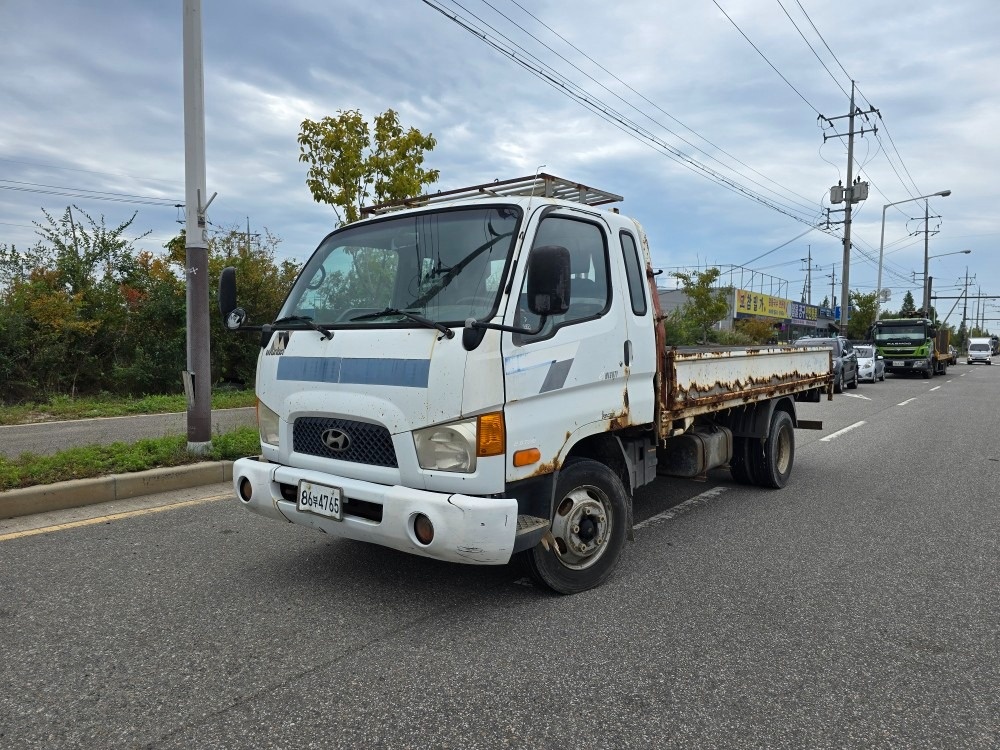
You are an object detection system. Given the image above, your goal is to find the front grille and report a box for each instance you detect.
[293,417,398,467]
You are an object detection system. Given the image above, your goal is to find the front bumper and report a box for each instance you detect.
[232,457,519,565]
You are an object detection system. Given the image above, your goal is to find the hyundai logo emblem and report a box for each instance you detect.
[321,428,351,452]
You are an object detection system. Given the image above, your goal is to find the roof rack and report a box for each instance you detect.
[360,173,623,218]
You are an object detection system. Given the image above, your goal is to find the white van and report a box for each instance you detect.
[968,338,993,365]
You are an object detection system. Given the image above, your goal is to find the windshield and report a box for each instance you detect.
[874,324,929,342]
[855,346,874,358]
[279,206,521,326]
[971,343,990,351]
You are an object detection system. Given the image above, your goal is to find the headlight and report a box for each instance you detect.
[257,398,280,446]
[414,418,477,472]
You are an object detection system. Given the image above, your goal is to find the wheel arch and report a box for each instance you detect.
[716,396,798,439]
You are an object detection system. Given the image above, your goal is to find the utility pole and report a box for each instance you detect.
[800,246,814,303]
[183,0,214,454]
[961,267,973,344]
[821,81,877,332]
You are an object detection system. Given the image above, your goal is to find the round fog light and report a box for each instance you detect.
[414,513,434,546]
[238,477,253,503]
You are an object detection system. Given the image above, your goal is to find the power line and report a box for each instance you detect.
[0,156,180,186]
[793,0,851,81]
[498,0,820,212]
[1,179,180,207]
[775,0,849,98]
[711,0,821,115]
[424,0,822,226]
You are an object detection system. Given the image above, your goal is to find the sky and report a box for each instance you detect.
[2,0,999,327]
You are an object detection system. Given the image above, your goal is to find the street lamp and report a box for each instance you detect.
[927,249,972,260]
[876,189,951,320]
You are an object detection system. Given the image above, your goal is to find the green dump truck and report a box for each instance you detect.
[871,318,950,378]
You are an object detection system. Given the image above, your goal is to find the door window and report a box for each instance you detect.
[515,216,609,344]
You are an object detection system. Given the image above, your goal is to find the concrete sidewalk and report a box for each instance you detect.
[0,461,234,520]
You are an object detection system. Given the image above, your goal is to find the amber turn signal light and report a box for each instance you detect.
[513,448,541,467]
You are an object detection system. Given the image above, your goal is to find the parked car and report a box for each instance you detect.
[855,344,885,382]
[792,335,859,393]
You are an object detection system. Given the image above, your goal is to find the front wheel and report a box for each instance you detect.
[834,371,844,393]
[523,459,630,594]
[848,369,859,389]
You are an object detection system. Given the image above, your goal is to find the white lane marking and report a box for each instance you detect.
[897,398,918,406]
[820,420,866,442]
[929,386,941,392]
[634,486,729,531]
[842,393,871,400]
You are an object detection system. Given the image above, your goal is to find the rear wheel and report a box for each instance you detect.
[523,459,630,594]
[729,436,758,485]
[848,369,859,389]
[750,410,795,489]
[834,371,844,393]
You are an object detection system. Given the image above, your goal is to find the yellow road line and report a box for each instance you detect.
[0,493,231,542]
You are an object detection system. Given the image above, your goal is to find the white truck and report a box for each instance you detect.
[219,174,830,593]
[968,337,993,365]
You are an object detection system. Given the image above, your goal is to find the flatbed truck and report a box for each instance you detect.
[219,174,829,593]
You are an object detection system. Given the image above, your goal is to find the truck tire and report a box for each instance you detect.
[750,410,794,489]
[922,366,931,379]
[522,459,630,595]
[729,436,758,485]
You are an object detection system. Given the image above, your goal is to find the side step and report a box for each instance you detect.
[513,514,550,553]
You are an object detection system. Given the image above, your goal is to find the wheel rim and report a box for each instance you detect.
[550,484,613,570]
[775,424,793,475]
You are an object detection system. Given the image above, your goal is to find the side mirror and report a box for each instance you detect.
[526,244,570,316]
[219,266,248,331]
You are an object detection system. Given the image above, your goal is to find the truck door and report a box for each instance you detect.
[616,227,657,424]
[502,211,628,476]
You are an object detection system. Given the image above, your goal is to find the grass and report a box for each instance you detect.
[0,390,256,426]
[0,426,261,491]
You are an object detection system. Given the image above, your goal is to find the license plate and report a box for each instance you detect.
[892,361,904,367]
[297,480,343,521]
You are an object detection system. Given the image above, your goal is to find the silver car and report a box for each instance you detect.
[855,345,885,382]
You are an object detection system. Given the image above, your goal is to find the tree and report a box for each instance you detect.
[0,207,152,398]
[298,109,440,226]
[898,290,917,317]
[669,268,731,344]
[735,317,778,344]
[166,226,301,388]
[846,290,879,340]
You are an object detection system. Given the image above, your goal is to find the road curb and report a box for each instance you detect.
[0,461,234,520]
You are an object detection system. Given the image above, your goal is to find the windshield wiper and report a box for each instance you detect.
[271,315,333,340]
[350,307,455,339]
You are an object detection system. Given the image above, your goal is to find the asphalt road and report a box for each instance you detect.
[2,366,998,748]
[0,407,257,457]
